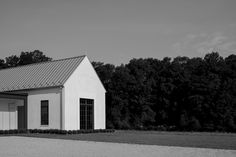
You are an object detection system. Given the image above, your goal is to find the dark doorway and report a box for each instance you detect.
[80,98,94,130]
[17,106,25,129]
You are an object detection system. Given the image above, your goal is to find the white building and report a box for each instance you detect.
[0,56,106,130]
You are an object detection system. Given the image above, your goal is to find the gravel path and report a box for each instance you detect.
[0,136,235,157]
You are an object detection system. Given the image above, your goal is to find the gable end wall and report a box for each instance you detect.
[63,56,106,130]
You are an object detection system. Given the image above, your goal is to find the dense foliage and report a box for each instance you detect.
[1,51,235,132]
[93,52,236,132]
[0,50,52,69]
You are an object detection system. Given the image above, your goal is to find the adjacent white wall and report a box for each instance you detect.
[64,56,106,130]
[18,88,61,130]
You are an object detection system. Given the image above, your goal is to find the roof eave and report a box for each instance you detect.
[0,85,64,93]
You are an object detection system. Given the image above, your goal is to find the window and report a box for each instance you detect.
[41,100,49,125]
[80,98,94,130]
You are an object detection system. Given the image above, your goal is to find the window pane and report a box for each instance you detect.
[87,105,93,129]
[80,99,86,105]
[80,105,86,130]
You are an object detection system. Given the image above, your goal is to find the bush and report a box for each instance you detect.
[50,129,56,134]
[9,130,15,134]
[3,130,9,134]
[18,129,26,134]
[28,129,33,133]
[31,129,39,133]
[0,130,4,134]
[72,130,77,134]
[45,129,50,134]
[60,130,67,134]
[0,129,115,135]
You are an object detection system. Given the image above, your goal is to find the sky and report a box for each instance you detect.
[0,0,236,65]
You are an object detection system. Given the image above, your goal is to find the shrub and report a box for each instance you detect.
[60,130,67,135]
[28,129,33,133]
[0,130,4,134]
[9,130,15,134]
[18,129,23,133]
[3,130,9,134]
[75,130,81,134]
[0,129,115,135]
[67,130,73,134]
[50,129,55,134]
[31,129,39,133]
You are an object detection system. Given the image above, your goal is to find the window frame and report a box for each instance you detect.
[41,100,49,126]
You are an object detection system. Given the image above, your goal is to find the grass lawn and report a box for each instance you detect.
[17,130,236,150]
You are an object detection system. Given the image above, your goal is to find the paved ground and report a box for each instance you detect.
[0,136,236,157]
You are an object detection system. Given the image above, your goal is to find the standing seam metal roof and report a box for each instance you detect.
[0,55,85,92]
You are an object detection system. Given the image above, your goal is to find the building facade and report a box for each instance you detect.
[0,56,106,130]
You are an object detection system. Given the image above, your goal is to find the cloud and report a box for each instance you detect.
[172,32,236,57]
[195,32,227,53]
[220,42,236,50]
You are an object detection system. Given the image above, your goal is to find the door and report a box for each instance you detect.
[80,98,94,130]
[17,106,25,129]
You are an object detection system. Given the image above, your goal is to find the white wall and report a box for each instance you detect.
[64,56,106,130]
[0,98,23,130]
[18,88,61,129]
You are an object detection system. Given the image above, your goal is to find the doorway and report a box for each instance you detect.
[80,98,94,130]
[17,106,25,129]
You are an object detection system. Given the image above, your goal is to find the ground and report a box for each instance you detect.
[1,131,236,157]
[0,136,236,157]
[18,130,236,150]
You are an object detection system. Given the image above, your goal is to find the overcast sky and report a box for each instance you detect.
[0,0,235,65]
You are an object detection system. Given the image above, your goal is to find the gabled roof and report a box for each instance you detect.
[0,55,85,92]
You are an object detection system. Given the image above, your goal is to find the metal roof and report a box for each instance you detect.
[0,55,85,92]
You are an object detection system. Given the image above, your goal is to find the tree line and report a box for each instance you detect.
[93,52,236,132]
[0,51,235,132]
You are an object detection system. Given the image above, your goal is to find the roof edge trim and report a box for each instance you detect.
[0,55,86,72]
[2,85,64,92]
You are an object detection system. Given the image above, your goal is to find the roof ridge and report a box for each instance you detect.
[0,55,86,72]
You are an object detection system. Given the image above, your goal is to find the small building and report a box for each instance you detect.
[0,56,106,130]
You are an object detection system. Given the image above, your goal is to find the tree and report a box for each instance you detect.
[5,55,20,67]
[92,62,115,89]
[1,50,52,68]
[19,50,52,65]
[91,52,236,132]
[0,59,5,69]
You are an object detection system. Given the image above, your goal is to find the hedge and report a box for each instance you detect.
[0,129,115,135]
